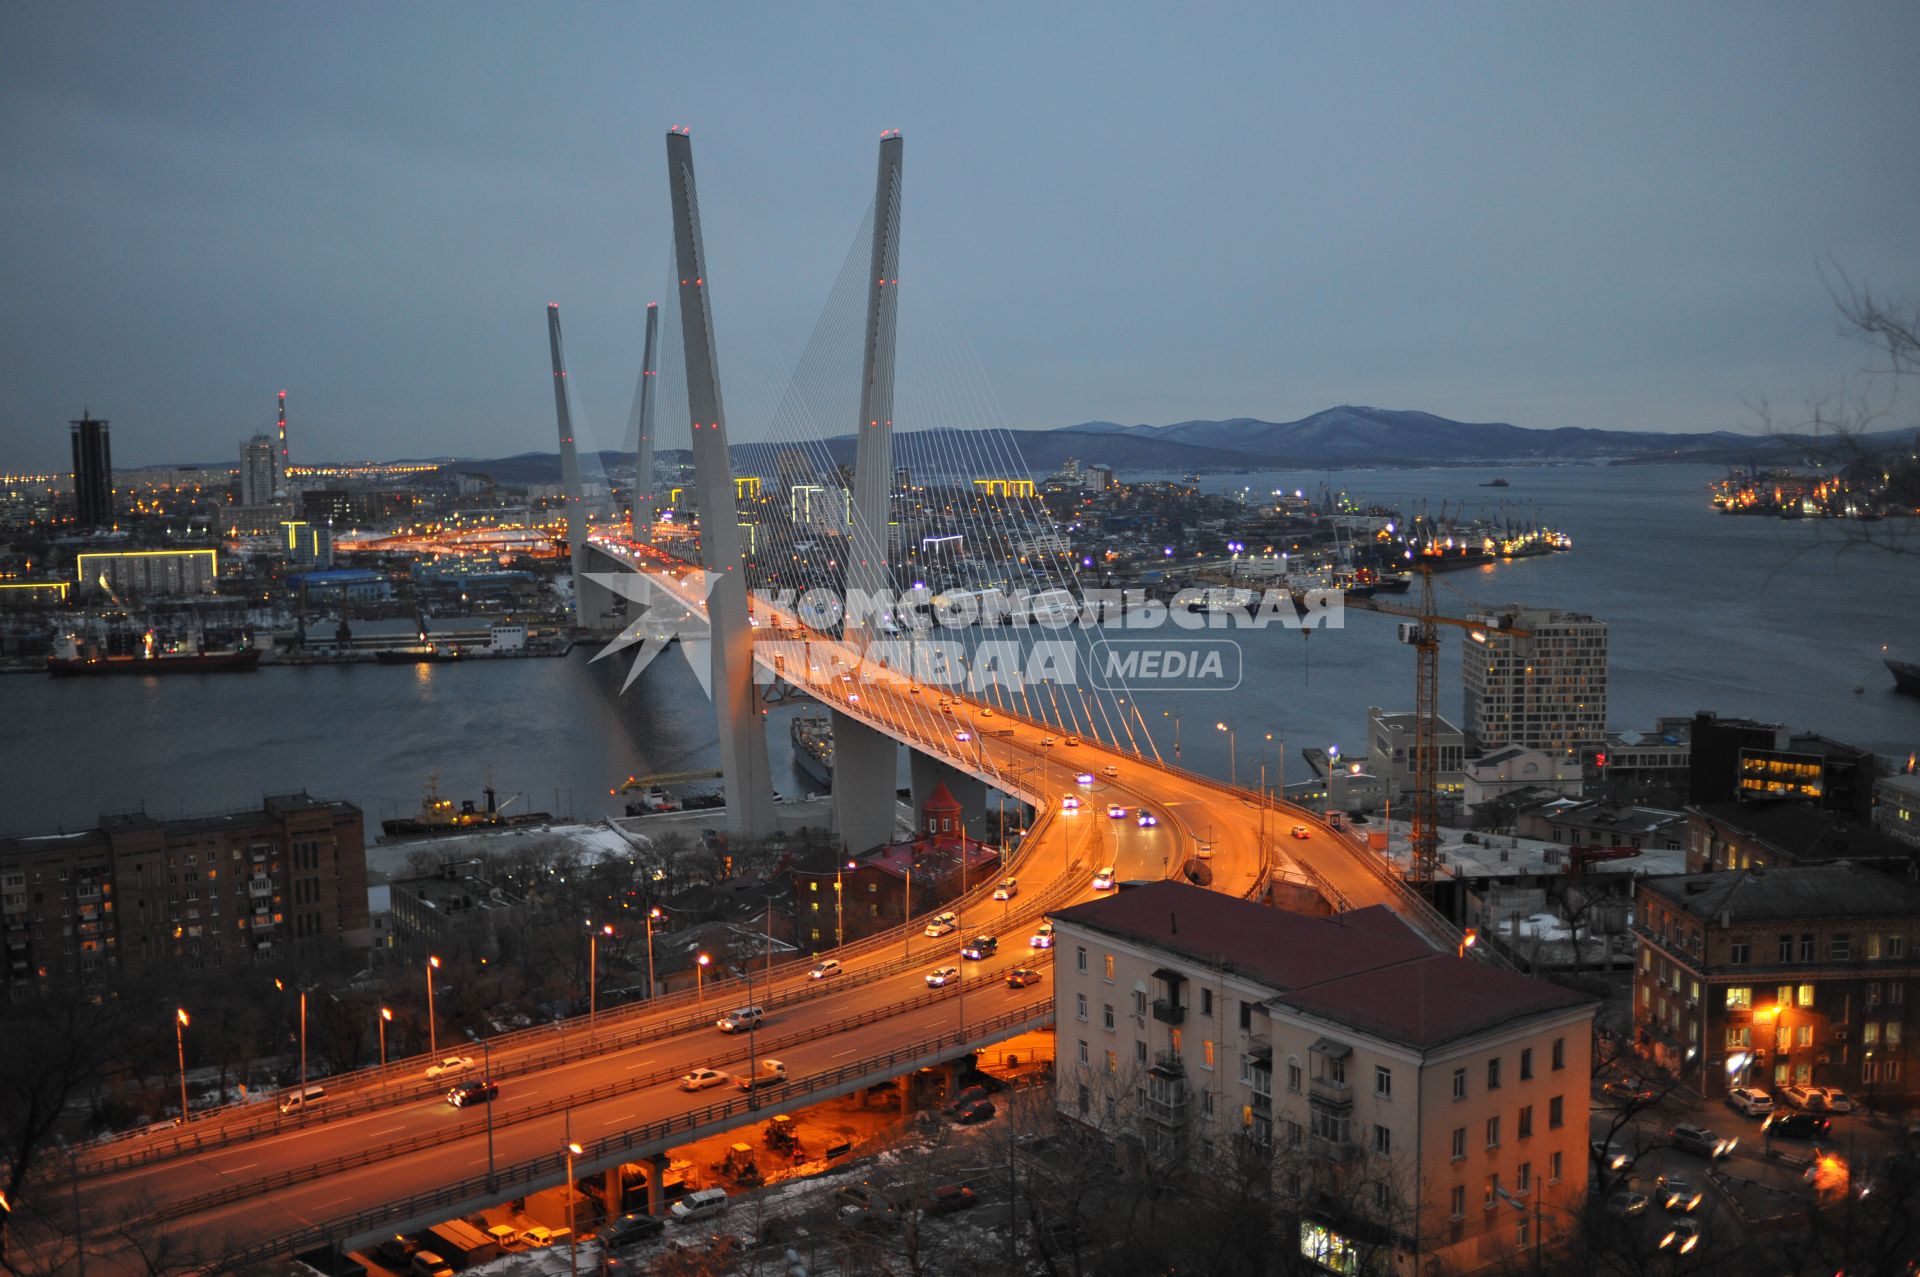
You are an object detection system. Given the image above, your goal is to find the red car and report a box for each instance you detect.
[1006,967,1043,989]
[920,1184,978,1215]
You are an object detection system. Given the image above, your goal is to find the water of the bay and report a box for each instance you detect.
[2,463,1916,835]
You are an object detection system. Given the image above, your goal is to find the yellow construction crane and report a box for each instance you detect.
[1346,567,1531,884]
[617,769,724,794]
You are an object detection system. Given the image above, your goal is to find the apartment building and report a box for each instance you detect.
[1365,706,1466,806]
[1460,606,1607,757]
[1633,864,1920,1103]
[1,794,369,999]
[1050,883,1596,1275]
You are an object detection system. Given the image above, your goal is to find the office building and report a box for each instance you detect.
[1633,864,1920,1103]
[1051,883,1596,1275]
[1875,773,1920,850]
[2,795,370,998]
[1365,706,1465,807]
[69,412,113,528]
[1461,607,1608,757]
[240,434,281,507]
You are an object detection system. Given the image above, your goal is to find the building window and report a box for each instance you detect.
[1310,1105,1349,1145]
[1726,1026,1750,1048]
[1453,1067,1467,1099]
[1076,946,1087,972]
[1374,1124,1391,1156]
[1891,936,1906,960]
[1133,989,1148,1017]
[1517,1160,1532,1192]
[1374,1182,1390,1213]
[1104,954,1115,981]
[1105,1050,1117,1075]
[1078,1039,1088,1064]
[1726,986,1751,1009]
[1104,1004,1115,1030]
[1729,940,1750,965]
[1893,982,1906,1006]
[1375,1066,1392,1098]
[1077,1084,1090,1114]
[1486,1116,1501,1148]
[1832,934,1852,961]
[1287,1060,1302,1092]
[1800,934,1815,962]
[1868,934,1883,960]
[1450,1185,1467,1220]
[1484,1175,1500,1210]
[1076,993,1088,1021]
[1549,1150,1563,1183]
[1240,1000,1253,1031]
[1520,1047,1533,1080]
[1203,1039,1216,1070]
[1451,1126,1466,1159]
[1797,983,1814,1008]
[1869,982,1883,1008]
[1519,1105,1533,1139]
[1201,988,1213,1016]
[1548,1096,1563,1129]
[1136,1040,1148,1063]
[1488,1057,1502,1090]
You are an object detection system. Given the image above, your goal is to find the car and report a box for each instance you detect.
[1102,765,1119,778]
[955,730,972,742]
[1060,795,1081,813]
[375,1236,421,1265]
[1781,1084,1824,1111]
[942,701,955,715]
[1063,736,1081,747]
[1029,922,1055,949]
[1670,1124,1736,1159]
[1290,825,1310,839]
[978,705,994,717]
[604,1212,666,1246]
[960,936,998,960]
[1041,735,1057,746]
[411,1251,455,1277]
[1591,1140,1632,1172]
[1765,1111,1831,1140]
[926,965,961,987]
[1136,811,1158,828]
[1605,1190,1649,1219]
[952,1097,996,1124]
[670,1187,730,1222]
[447,1079,499,1108]
[1602,1077,1655,1104]
[1092,866,1116,890]
[681,1067,730,1091]
[1657,1218,1700,1254]
[1075,772,1095,786]
[993,878,1018,900]
[835,1183,899,1222]
[1815,1086,1856,1114]
[716,1006,765,1033]
[1006,967,1043,989]
[924,912,958,938]
[1657,1174,1703,1212]
[809,958,842,980]
[1106,804,1127,819]
[1725,1086,1774,1117]
[919,1184,978,1216]
[424,1055,475,1079]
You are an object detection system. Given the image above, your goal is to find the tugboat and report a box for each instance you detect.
[379,775,551,841]
[1480,477,1510,488]
[375,620,463,664]
[46,630,261,676]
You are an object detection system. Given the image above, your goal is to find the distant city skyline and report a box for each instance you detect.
[3,3,1918,470]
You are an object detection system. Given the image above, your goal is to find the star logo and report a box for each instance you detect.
[584,560,721,696]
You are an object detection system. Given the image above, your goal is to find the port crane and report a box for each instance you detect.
[1344,566,1531,884]
[617,769,724,794]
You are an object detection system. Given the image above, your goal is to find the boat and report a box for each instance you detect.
[790,715,834,790]
[1481,478,1510,488]
[375,642,463,665]
[1888,659,1920,697]
[46,631,261,676]
[379,776,551,840]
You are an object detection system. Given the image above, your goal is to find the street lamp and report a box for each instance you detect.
[426,955,442,1057]
[587,921,614,1036]
[835,857,856,948]
[275,978,307,1095]
[174,1008,190,1122]
[1216,721,1236,787]
[1162,709,1181,758]
[565,1138,584,1277]
[696,952,710,1010]
[1265,731,1284,795]
[1326,744,1340,818]
[1458,928,1479,959]
[646,907,663,1000]
[378,1006,393,1066]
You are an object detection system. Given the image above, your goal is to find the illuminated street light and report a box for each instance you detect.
[587,921,614,1037]
[174,1008,191,1122]
[565,1138,585,1277]
[1215,721,1236,786]
[1458,929,1478,959]
[426,955,442,1056]
[275,978,307,1095]
[646,907,663,1000]
[696,952,710,1009]
[378,1006,393,1066]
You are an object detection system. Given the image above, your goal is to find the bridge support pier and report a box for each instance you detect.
[832,711,899,857]
[646,1151,670,1216]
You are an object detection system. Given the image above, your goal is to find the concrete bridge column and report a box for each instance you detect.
[833,711,899,857]
[646,1151,670,1216]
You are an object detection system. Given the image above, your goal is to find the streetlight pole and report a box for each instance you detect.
[1162,710,1181,758]
[904,863,912,960]
[565,1134,583,1277]
[174,1008,190,1122]
[426,955,441,1057]
[588,921,612,1037]
[1265,732,1284,794]
[835,857,855,948]
[696,952,710,1010]
[646,907,662,1000]
[378,1007,392,1066]
[274,978,307,1094]
[1216,721,1236,787]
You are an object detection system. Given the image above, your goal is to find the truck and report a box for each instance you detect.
[424,1219,500,1267]
[734,1058,789,1092]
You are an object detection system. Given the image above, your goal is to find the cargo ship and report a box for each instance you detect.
[790,715,834,790]
[46,631,261,676]
[1889,658,1920,697]
[379,777,551,840]
[375,641,463,665]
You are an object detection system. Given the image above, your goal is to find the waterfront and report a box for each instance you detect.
[2,464,1916,836]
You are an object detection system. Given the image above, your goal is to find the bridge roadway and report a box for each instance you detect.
[66,539,1458,1264]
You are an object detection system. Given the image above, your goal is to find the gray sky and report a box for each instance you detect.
[3,2,1916,470]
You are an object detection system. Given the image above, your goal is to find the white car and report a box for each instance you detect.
[924,911,958,938]
[1815,1086,1855,1113]
[955,730,972,742]
[1725,1086,1774,1117]
[424,1055,475,1080]
[1106,804,1127,819]
[1102,765,1119,778]
[1063,736,1081,747]
[1075,772,1095,787]
[1029,922,1055,949]
[926,965,961,988]
[1092,867,1116,891]
[809,959,842,980]
[1060,795,1081,813]
[680,1068,729,1091]
[992,878,1018,900]
[1041,735,1057,747]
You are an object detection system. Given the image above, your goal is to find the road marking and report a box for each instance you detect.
[370,1125,405,1136]
[603,1113,634,1126]
[223,1162,257,1172]
[624,1058,657,1071]
[832,1047,858,1059]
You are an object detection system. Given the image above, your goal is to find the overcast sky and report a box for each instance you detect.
[2,2,1916,470]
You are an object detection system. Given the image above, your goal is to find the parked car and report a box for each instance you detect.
[1006,967,1043,989]
[1670,1124,1736,1159]
[944,1085,991,1115]
[681,1068,730,1092]
[604,1212,666,1246]
[1092,866,1116,891]
[411,1252,454,1277]
[993,878,1018,900]
[1725,1087,1774,1117]
[1815,1086,1856,1114]
[670,1187,730,1222]
[919,1184,978,1216]
[1764,1111,1831,1140]
[1657,1218,1700,1254]
[1602,1077,1655,1104]
[835,1184,898,1220]
[447,1079,499,1108]
[809,958,842,980]
[1780,1084,1824,1111]
[952,1098,997,1125]
[960,935,998,960]
[375,1236,420,1265]
[1605,1191,1649,1219]
[424,1055,475,1079]
[924,912,958,938]
[926,965,962,988]
[1029,922,1055,949]
[1591,1140,1632,1172]
[1657,1174,1703,1212]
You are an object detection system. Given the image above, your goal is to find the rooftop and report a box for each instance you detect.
[1690,801,1914,864]
[1641,862,1920,924]
[1051,881,1592,1050]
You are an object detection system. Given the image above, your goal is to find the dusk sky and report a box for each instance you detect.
[3,2,1916,470]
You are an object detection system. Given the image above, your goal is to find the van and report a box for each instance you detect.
[410,1252,453,1277]
[670,1187,730,1222]
[278,1084,326,1115]
[716,1006,765,1033]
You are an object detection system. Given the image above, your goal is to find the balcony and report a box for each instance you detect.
[1145,1078,1190,1127]
[1151,997,1185,1025]
[1151,1049,1185,1078]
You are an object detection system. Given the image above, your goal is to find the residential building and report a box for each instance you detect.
[385,858,527,958]
[1684,801,1915,876]
[1460,607,1607,757]
[1687,712,1881,821]
[1,795,369,999]
[74,547,218,597]
[1515,799,1687,853]
[1365,706,1465,807]
[1876,773,1920,850]
[69,412,113,528]
[1050,882,1596,1275]
[1632,864,1920,1103]
[240,434,281,507]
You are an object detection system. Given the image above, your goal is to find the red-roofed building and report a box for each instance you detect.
[1049,882,1596,1275]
